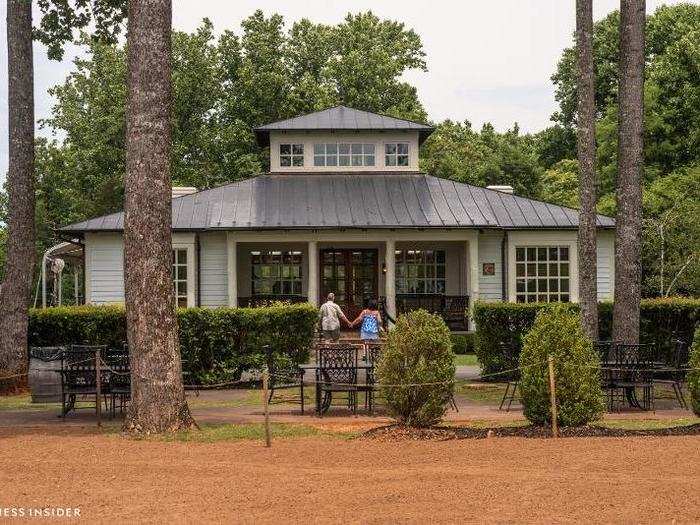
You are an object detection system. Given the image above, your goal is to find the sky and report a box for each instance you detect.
[0,0,692,180]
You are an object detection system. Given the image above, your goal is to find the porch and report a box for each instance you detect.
[226,231,481,331]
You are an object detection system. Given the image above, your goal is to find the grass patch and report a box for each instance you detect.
[595,417,700,431]
[157,422,356,443]
[454,382,508,405]
[0,394,91,412]
[454,354,479,367]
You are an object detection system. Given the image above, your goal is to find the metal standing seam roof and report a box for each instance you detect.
[60,173,615,233]
[253,105,435,147]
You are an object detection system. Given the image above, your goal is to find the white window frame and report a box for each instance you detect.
[385,142,410,167]
[172,247,190,308]
[279,143,304,167]
[395,249,446,295]
[313,142,375,167]
[250,249,303,296]
[514,245,571,303]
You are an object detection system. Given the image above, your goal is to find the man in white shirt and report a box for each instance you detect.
[318,292,349,342]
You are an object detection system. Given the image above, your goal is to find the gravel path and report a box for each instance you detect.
[1,428,698,523]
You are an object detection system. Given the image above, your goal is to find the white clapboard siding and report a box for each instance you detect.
[86,233,125,304]
[199,233,228,307]
[478,233,503,301]
[597,234,614,300]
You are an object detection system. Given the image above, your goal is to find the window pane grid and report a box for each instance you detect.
[280,144,304,167]
[172,248,188,308]
[515,246,570,303]
[251,250,303,296]
[385,143,409,167]
[314,143,375,167]
[395,249,446,295]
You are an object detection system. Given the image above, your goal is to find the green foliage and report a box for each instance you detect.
[376,310,455,427]
[539,159,580,208]
[474,298,700,378]
[688,326,700,416]
[28,304,318,384]
[450,333,475,355]
[519,306,605,426]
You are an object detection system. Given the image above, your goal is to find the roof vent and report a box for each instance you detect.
[486,185,514,195]
[172,186,198,198]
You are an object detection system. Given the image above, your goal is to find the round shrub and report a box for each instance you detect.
[688,326,700,416]
[376,309,455,427]
[519,305,605,427]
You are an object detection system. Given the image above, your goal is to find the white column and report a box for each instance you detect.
[467,234,480,328]
[226,233,238,307]
[307,241,318,306]
[385,239,396,325]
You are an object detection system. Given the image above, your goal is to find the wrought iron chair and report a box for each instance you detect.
[316,343,360,416]
[59,345,108,417]
[654,339,689,409]
[443,296,470,331]
[105,346,131,418]
[358,341,384,413]
[264,345,306,414]
[498,340,521,411]
[606,343,655,411]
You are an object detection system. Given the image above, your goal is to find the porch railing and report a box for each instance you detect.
[239,295,308,307]
[379,294,470,331]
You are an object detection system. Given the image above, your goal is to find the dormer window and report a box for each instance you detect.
[314,143,375,167]
[385,143,409,167]
[280,144,304,167]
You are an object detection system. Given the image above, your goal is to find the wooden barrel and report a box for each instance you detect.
[28,347,64,403]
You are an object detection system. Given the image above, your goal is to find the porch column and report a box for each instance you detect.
[226,233,238,307]
[467,233,480,320]
[385,239,396,325]
[307,241,318,306]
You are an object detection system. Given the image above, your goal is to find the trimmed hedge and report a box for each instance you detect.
[28,304,318,385]
[520,305,604,426]
[474,298,700,378]
[450,333,476,355]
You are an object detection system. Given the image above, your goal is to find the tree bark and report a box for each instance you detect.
[123,0,194,432]
[0,0,35,392]
[613,0,645,345]
[576,0,598,342]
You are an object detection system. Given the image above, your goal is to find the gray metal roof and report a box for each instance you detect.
[254,106,434,146]
[60,173,614,233]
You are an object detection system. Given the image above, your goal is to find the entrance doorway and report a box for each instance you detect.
[320,249,378,321]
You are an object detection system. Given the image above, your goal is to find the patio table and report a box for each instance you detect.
[301,362,374,415]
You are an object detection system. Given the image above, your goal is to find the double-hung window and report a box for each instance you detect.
[385,143,409,166]
[395,249,446,294]
[314,143,375,167]
[251,250,303,296]
[279,144,304,167]
[515,246,570,303]
[172,248,189,308]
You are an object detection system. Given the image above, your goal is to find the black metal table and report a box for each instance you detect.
[301,362,374,415]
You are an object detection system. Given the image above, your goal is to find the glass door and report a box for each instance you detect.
[320,249,378,321]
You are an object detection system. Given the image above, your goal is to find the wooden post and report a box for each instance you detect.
[95,349,102,428]
[548,355,558,438]
[262,367,271,447]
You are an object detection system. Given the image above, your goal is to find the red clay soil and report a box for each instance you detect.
[1,428,699,524]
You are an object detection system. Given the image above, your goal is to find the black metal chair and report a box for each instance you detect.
[264,345,306,414]
[59,345,108,417]
[358,341,383,413]
[498,341,521,411]
[316,343,360,416]
[606,343,655,411]
[654,339,689,409]
[105,346,131,418]
[443,296,470,331]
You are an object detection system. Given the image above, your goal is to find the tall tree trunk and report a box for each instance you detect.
[0,0,35,392]
[576,0,598,341]
[123,0,194,432]
[613,0,645,345]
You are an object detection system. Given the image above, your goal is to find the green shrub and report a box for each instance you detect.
[519,305,605,427]
[28,304,318,385]
[450,333,476,354]
[376,309,455,427]
[474,298,700,378]
[688,326,700,416]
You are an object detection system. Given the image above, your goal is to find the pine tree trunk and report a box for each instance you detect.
[576,0,598,342]
[613,0,645,345]
[123,0,194,433]
[0,0,35,392]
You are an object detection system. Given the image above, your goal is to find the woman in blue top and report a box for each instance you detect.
[351,298,383,340]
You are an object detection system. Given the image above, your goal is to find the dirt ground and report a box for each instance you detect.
[1,427,699,524]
